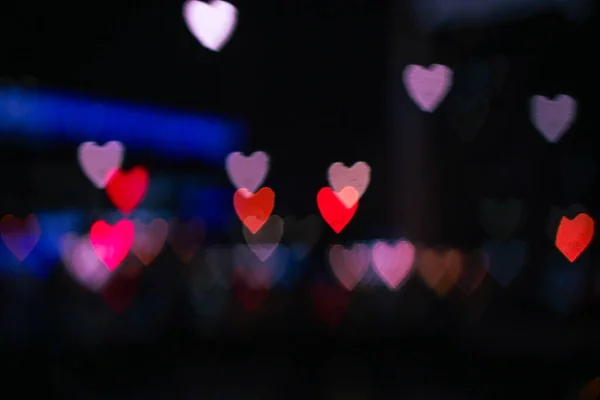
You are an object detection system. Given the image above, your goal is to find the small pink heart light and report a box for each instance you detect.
[183,0,238,52]
[60,233,113,292]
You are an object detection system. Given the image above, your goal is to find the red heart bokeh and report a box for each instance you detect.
[105,166,149,215]
[555,213,594,262]
[316,187,357,234]
[233,278,270,312]
[101,261,141,313]
[311,281,351,327]
[233,187,275,234]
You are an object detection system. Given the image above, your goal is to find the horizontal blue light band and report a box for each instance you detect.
[0,86,245,164]
[412,0,591,28]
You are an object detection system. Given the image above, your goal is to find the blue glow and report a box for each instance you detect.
[178,186,233,230]
[0,86,245,164]
[0,210,84,278]
[276,246,306,288]
[412,0,592,29]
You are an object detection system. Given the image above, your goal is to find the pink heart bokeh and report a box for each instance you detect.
[233,244,285,288]
[60,233,113,292]
[327,161,371,199]
[371,240,415,290]
[89,219,135,271]
[77,141,124,189]
[183,0,238,52]
[328,243,371,290]
[403,64,453,112]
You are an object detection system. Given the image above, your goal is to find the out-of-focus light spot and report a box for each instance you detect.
[554,213,594,262]
[0,86,245,164]
[27,211,84,279]
[178,185,230,230]
[89,219,135,271]
[234,244,289,286]
[131,218,168,266]
[483,239,528,287]
[60,232,113,291]
[371,240,415,290]
[333,186,360,209]
[327,161,371,199]
[232,275,270,312]
[540,251,587,315]
[100,261,142,314]
[411,0,593,31]
[77,141,125,189]
[316,187,358,233]
[530,95,577,143]
[233,247,276,290]
[233,187,275,234]
[225,151,270,193]
[273,246,300,288]
[242,215,283,261]
[311,281,351,327]
[328,243,370,291]
[0,214,41,262]
[579,377,600,400]
[105,166,150,215]
[183,0,238,52]
[417,247,463,295]
[0,211,83,278]
[456,249,488,295]
[403,64,453,112]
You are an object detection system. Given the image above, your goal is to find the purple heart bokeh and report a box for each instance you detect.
[77,141,124,189]
[530,95,577,143]
[403,64,453,112]
[225,151,270,193]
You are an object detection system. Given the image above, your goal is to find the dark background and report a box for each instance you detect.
[1,0,600,398]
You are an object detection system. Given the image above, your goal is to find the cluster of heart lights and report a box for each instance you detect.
[0,140,595,302]
[61,141,149,288]
[0,60,589,314]
[0,211,595,316]
[227,151,371,244]
[404,64,576,141]
[180,2,576,143]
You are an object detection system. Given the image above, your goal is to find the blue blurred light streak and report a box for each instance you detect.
[412,0,592,30]
[0,86,246,164]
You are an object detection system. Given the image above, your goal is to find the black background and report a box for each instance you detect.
[1,0,600,398]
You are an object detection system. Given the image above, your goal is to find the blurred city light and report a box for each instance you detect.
[0,85,246,164]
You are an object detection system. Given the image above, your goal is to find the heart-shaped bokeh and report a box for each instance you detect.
[539,250,589,315]
[483,239,528,287]
[328,243,370,291]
